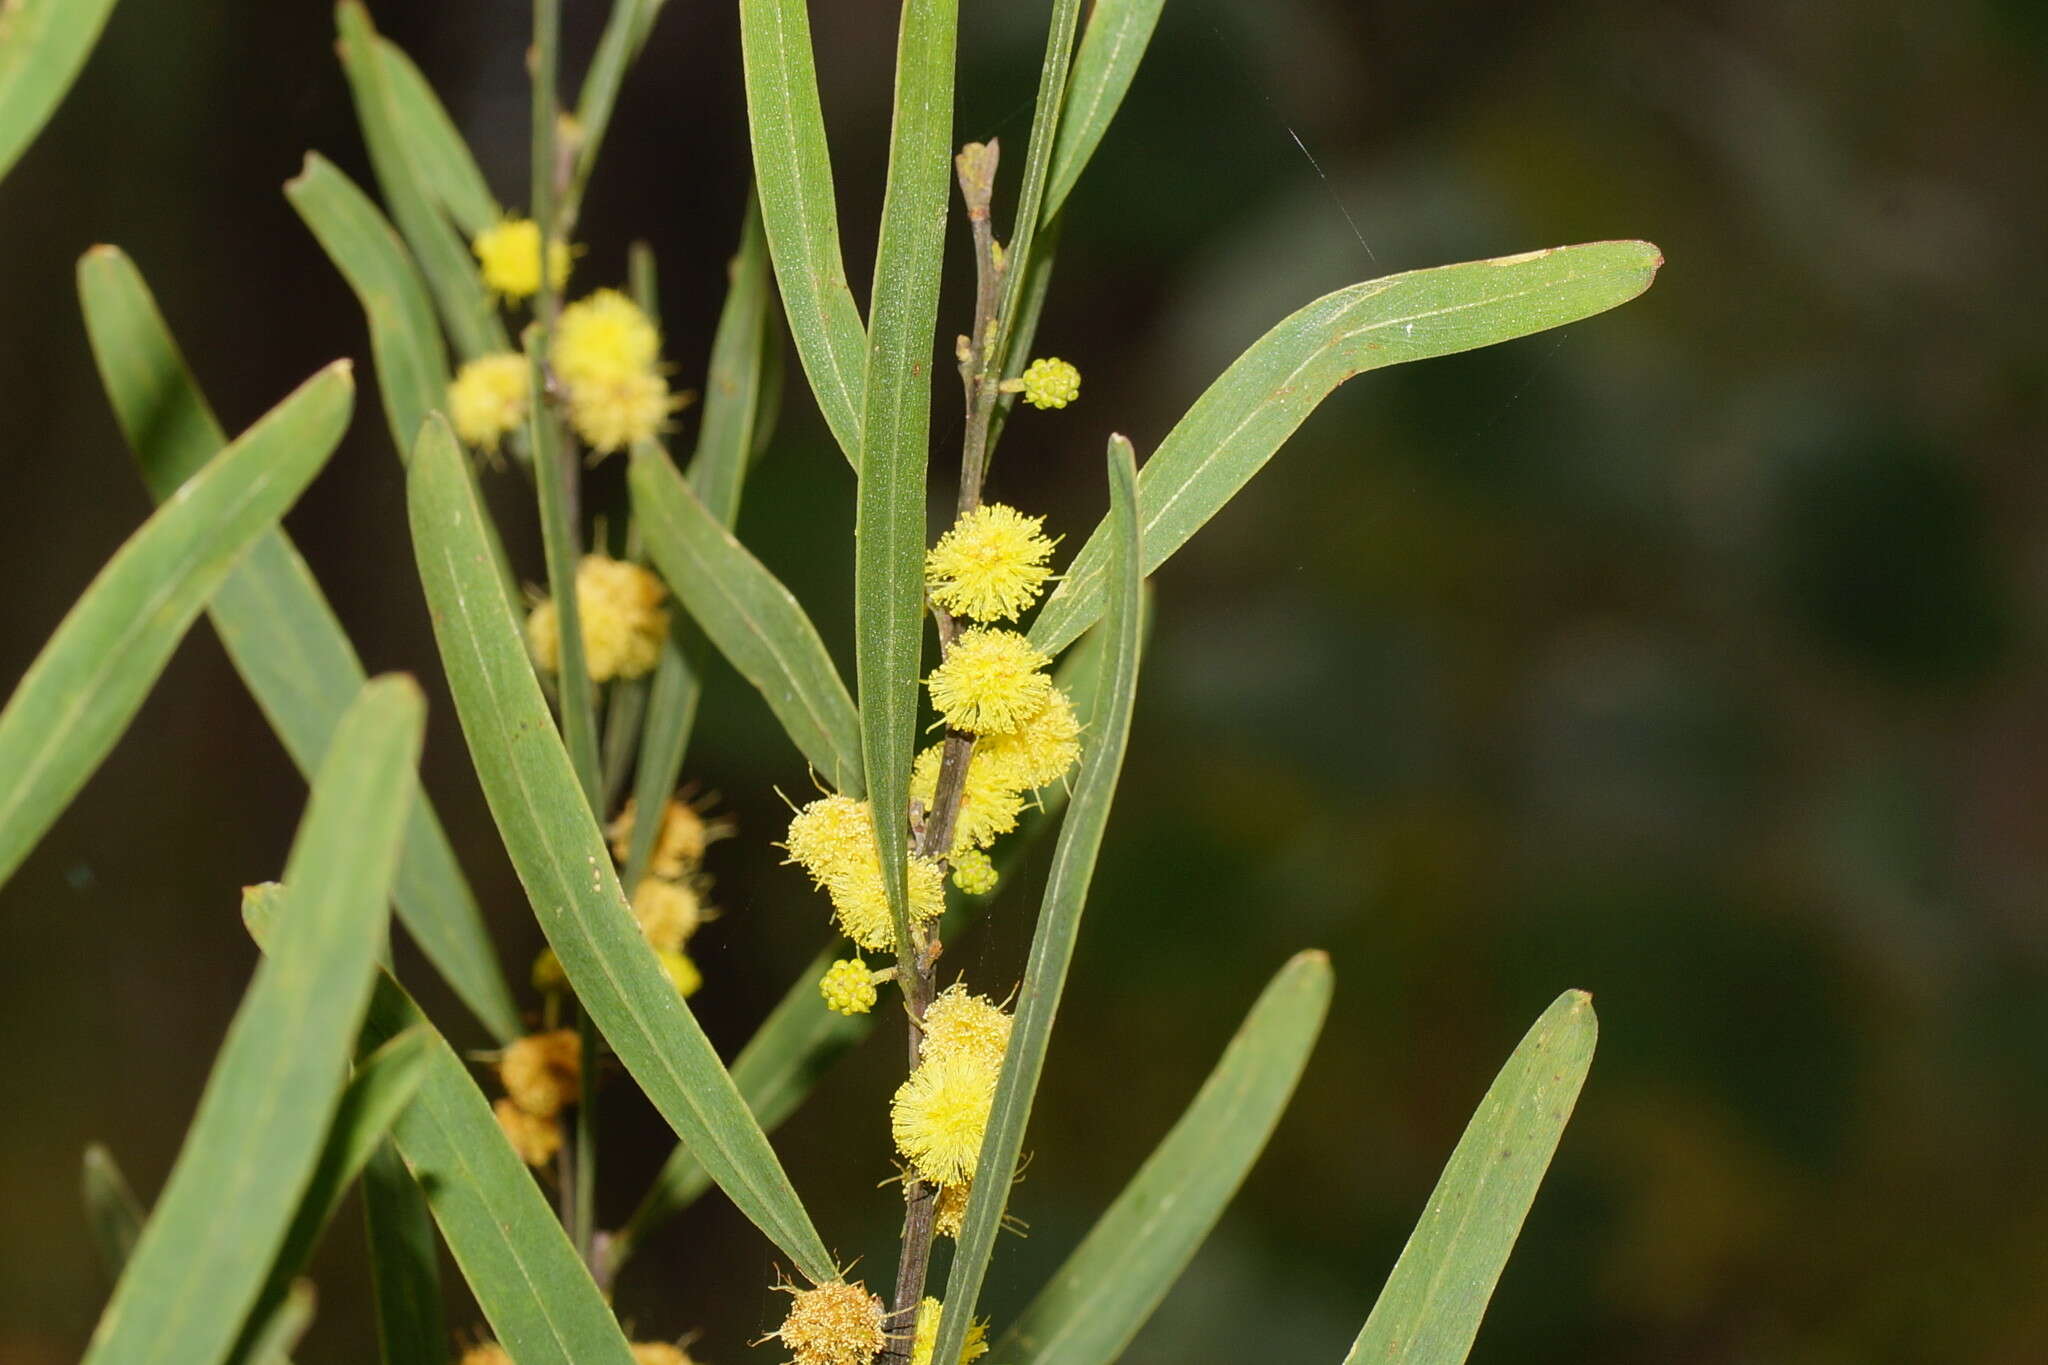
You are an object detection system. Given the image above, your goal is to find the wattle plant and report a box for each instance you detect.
[0,1,1659,1362]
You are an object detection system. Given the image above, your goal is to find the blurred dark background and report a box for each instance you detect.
[6,0,2048,1360]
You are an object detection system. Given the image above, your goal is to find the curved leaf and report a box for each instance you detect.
[82,677,421,1365]
[0,361,353,892]
[739,0,867,465]
[1043,0,1164,220]
[80,1145,145,1280]
[1030,241,1664,654]
[1342,991,1598,1364]
[77,244,518,1042]
[0,0,120,182]
[933,433,1146,1365]
[373,35,498,238]
[409,417,836,1281]
[628,442,863,795]
[361,1143,445,1365]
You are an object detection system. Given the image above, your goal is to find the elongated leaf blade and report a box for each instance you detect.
[77,245,519,1042]
[997,952,1330,1363]
[0,362,353,892]
[408,418,835,1280]
[565,0,669,229]
[357,975,635,1365]
[337,2,507,362]
[1043,0,1164,220]
[990,0,1081,382]
[361,1143,447,1365]
[242,1281,315,1365]
[82,677,421,1365]
[373,36,498,237]
[739,0,867,464]
[933,434,1146,1364]
[1030,241,1664,653]
[1343,991,1597,1364]
[628,443,862,794]
[286,153,450,453]
[81,1145,146,1280]
[0,0,120,182]
[623,198,780,883]
[857,0,954,968]
[229,1027,431,1365]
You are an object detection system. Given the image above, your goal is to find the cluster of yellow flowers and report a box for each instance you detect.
[765,1280,887,1365]
[489,1028,580,1168]
[607,794,732,999]
[448,219,682,456]
[1014,355,1081,410]
[911,1297,989,1365]
[526,553,670,683]
[893,987,1011,1199]
[784,793,947,952]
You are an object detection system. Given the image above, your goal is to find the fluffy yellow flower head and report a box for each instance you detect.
[819,958,879,1015]
[925,503,1057,623]
[555,288,659,382]
[1018,356,1080,410]
[921,985,1012,1070]
[933,1179,972,1239]
[910,744,1025,855]
[769,1280,886,1365]
[950,847,998,896]
[630,1345,696,1365]
[785,796,945,951]
[526,555,670,682]
[978,685,1082,791]
[492,1097,563,1167]
[472,217,570,300]
[927,628,1054,736]
[448,352,530,454]
[565,365,682,455]
[911,1297,990,1365]
[498,1029,581,1119]
[610,795,732,879]
[531,946,567,993]
[632,876,707,951]
[655,948,702,998]
[460,1343,515,1365]
[893,1050,1001,1186]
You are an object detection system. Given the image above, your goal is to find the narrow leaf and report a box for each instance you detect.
[81,1145,146,1280]
[934,434,1146,1364]
[1030,241,1664,654]
[1043,0,1165,220]
[990,0,1081,380]
[998,952,1331,1364]
[358,977,635,1365]
[628,443,863,795]
[77,245,520,1042]
[361,1143,447,1365]
[229,1027,432,1365]
[82,677,421,1365]
[1343,991,1598,1365]
[409,418,836,1280]
[739,0,867,464]
[337,1,507,362]
[0,0,121,182]
[565,0,671,230]
[857,0,955,969]
[286,153,450,454]
[0,362,353,893]
[373,36,498,238]
[241,1281,316,1365]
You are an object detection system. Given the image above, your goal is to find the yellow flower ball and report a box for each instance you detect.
[554,288,660,384]
[498,1029,581,1119]
[610,795,731,879]
[911,1297,989,1365]
[921,986,1012,1070]
[785,796,945,951]
[949,847,998,896]
[910,744,1025,855]
[771,1280,886,1365]
[531,946,567,994]
[447,352,530,454]
[927,628,1054,736]
[527,555,670,682]
[631,876,707,951]
[566,365,682,454]
[630,1345,695,1365]
[925,502,1057,623]
[819,958,879,1015]
[933,1179,971,1239]
[892,1051,1001,1186]
[472,217,570,301]
[977,685,1081,791]
[1018,356,1080,410]
[493,1097,563,1168]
